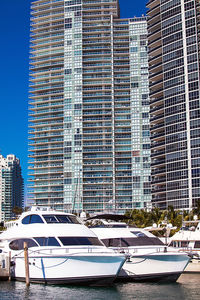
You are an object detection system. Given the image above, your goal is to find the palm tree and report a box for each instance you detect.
[12,206,23,217]
[151,207,162,226]
[125,209,152,227]
[191,200,200,219]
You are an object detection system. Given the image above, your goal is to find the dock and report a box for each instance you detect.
[184,259,200,273]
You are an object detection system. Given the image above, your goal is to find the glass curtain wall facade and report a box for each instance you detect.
[0,155,24,222]
[29,0,151,213]
[147,0,200,210]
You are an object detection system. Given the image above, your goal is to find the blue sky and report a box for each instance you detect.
[0,0,146,198]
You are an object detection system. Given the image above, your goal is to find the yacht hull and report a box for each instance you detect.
[117,253,190,282]
[116,271,181,283]
[11,253,125,286]
[14,275,115,286]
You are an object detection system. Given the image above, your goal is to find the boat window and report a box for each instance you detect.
[181,241,189,247]
[43,214,81,224]
[56,215,80,224]
[131,231,147,237]
[170,241,185,248]
[102,238,120,247]
[111,225,127,228]
[102,237,164,247]
[22,216,30,224]
[43,215,58,223]
[34,237,60,247]
[102,238,127,247]
[194,241,200,248]
[9,238,38,251]
[22,214,44,224]
[170,241,179,247]
[30,215,44,224]
[58,236,104,246]
[181,226,189,231]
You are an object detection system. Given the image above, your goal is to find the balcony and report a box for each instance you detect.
[151,149,165,158]
[146,0,160,13]
[151,158,165,166]
[151,167,166,175]
[150,122,164,132]
[148,28,161,44]
[29,119,63,128]
[31,0,64,10]
[151,194,166,202]
[149,87,163,98]
[149,68,163,80]
[152,186,166,193]
[151,131,165,141]
[147,11,160,27]
[31,5,64,17]
[150,113,164,122]
[148,36,161,49]
[148,52,162,66]
[151,140,165,149]
[150,104,163,113]
[150,96,163,105]
[151,176,166,184]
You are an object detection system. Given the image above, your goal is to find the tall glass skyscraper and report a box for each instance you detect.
[29,0,151,213]
[147,0,200,210]
[0,155,24,222]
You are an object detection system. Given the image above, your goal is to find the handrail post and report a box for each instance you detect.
[24,242,30,286]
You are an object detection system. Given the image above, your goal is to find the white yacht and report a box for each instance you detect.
[0,207,125,285]
[169,220,200,273]
[88,215,190,282]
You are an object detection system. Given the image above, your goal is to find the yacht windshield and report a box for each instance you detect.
[34,237,60,247]
[102,237,164,247]
[22,214,44,224]
[194,241,200,248]
[110,224,127,228]
[43,214,81,224]
[131,231,147,237]
[58,236,104,246]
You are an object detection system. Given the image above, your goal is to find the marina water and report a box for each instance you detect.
[0,274,200,300]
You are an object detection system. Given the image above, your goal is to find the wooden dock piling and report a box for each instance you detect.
[8,251,11,281]
[24,242,30,286]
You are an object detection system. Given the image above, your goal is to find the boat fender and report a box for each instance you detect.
[187,252,193,259]
[193,252,199,258]
[10,261,15,267]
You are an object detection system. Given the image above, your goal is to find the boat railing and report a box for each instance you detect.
[177,247,193,253]
[112,246,167,255]
[9,246,115,258]
[176,247,200,258]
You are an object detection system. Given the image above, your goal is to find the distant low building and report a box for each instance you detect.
[0,154,24,222]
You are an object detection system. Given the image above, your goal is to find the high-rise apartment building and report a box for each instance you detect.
[147,0,200,210]
[0,154,24,222]
[29,0,151,213]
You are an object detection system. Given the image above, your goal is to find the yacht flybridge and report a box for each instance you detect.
[0,207,125,285]
[169,220,200,254]
[88,214,190,282]
[169,220,200,273]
